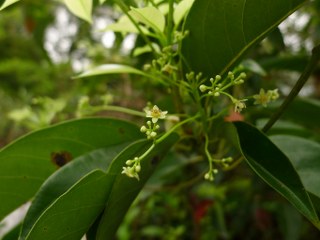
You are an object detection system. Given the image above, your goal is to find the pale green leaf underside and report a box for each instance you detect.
[173,0,195,26]
[129,6,165,33]
[0,0,20,10]
[63,0,92,23]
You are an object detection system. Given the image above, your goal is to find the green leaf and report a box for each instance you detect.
[73,64,153,79]
[233,121,319,227]
[95,133,179,239]
[24,170,110,240]
[0,0,19,10]
[129,6,165,33]
[271,135,320,199]
[173,0,195,26]
[104,15,151,35]
[63,0,92,23]
[20,143,130,239]
[0,118,142,221]
[182,0,307,77]
[283,98,320,131]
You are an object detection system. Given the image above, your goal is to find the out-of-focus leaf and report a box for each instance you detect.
[74,64,153,79]
[20,143,131,239]
[95,133,179,239]
[129,6,165,33]
[0,118,142,221]
[283,98,320,130]
[104,15,150,35]
[260,55,309,72]
[256,119,315,139]
[24,170,110,240]
[63,0,92,23]
[173,0,195,26]
[0,0,19,10]
[241,59,266,76]
[182,0,307,77]
[271,135,320,199]
[233,121,320,228]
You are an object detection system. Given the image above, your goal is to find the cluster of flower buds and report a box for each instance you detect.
[204,157,233,181]
[199,71,248,113]
[199,71,246,97]
[122,105,168,180]
[121,157,141,181]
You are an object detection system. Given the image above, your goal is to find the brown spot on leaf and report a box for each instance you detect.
[151,156,160,166]
[51,151,73,168]
[118,127,125,135]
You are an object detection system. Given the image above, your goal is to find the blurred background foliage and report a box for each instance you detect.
[1,0,320,239]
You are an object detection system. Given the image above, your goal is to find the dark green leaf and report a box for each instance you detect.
[95,133,179,239]
[24,170,110,240]
[20,143,130,239]
[233,121,319,227]
[182,0,307,77]
[0,118,142,220]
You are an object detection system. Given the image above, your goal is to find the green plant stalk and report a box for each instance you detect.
[166,0,174,45]
[115,0,157,55]
[156,113,200,143]
[262,44,320,132]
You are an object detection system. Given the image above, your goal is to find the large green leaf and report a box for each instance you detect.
[182,0,308,77]
[24,170,110,240]
[0,118,142,220]
[233,121,320,228]
[271,135,320,199]
[63,0,92,23]
[20,143,130,239]
[95,133,179,239]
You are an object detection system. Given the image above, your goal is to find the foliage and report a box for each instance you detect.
[1,0,320,239]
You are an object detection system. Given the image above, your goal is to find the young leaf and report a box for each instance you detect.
[104,15,151,35]
[20,143,131,239]
[129,6,165,33]
[233,121,319,227]
[182,0,308,77]
[0,0,19,10]
[95,133,179,239]
[173,0,195,26]
[24,170,110,240]
[0,118,142,221]
[63,0,92,23]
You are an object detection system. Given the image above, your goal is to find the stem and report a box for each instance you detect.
[156,113,200,143]
[204,134,213,171]
[166,0,174,45]
[262,44,320,132]
[115,0,157,55]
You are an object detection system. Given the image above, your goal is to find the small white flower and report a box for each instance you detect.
[253,89,270,107]
[145,105,168,123]
[233,99,247,113]
[121,166,139,180]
